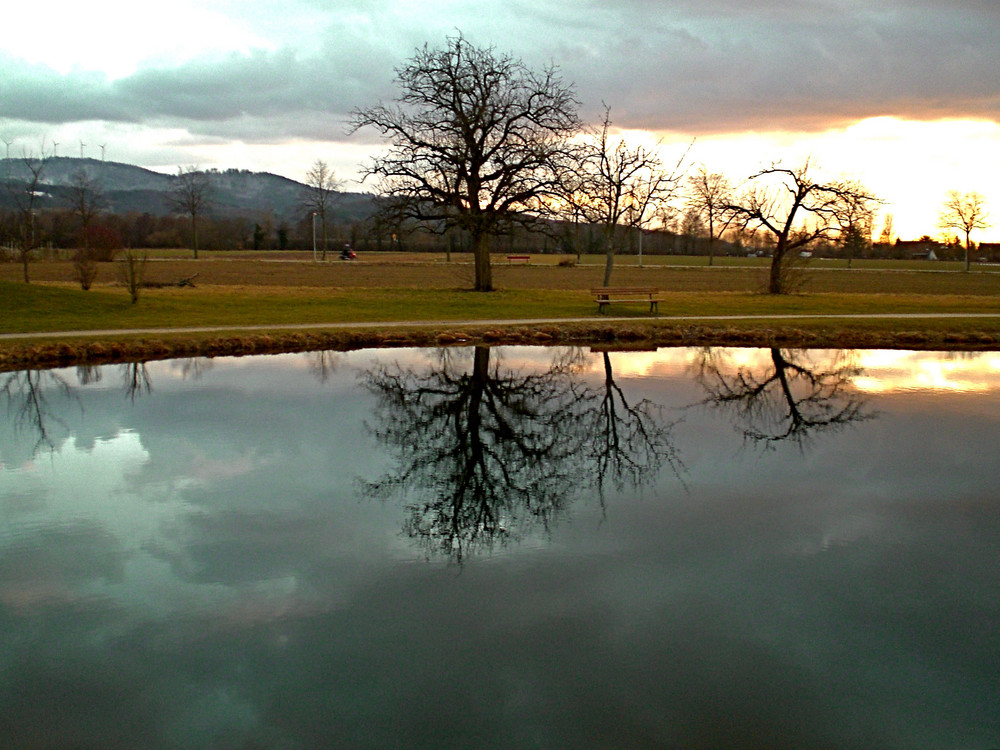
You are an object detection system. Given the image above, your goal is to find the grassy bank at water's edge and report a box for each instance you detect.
[3,280,1000,334]
[3,253,1000,369]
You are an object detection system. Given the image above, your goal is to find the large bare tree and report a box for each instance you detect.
[939,190,990,272]
[726,161,879,294]
[351,34,580,291]
[565,106,686,285]
[303,159,343,261]
[165,166,212,259]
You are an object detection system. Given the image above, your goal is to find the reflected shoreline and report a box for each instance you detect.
[3,320,1000,372]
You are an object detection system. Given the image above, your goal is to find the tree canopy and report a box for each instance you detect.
[726,161,879,294]
[562,106,686,285]
[352,34,580,291]
[939,190,990,271]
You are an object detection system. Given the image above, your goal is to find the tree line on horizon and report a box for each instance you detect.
[1,34,993,291]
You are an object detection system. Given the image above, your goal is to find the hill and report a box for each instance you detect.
[0,157,376,223]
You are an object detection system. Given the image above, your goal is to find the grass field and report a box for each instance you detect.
[2,251,1000,367]
[5,251,1000,293]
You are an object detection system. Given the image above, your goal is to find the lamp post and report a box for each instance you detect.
[312,212,318,262]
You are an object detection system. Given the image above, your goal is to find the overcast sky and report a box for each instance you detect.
[1,0,998,238]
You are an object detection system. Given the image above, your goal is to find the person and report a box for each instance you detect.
[339,243,356,260]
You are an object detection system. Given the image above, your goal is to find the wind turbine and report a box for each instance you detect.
[52,140,59,157]
[79,140,86,158]
[1,138,12,160]
[100,143,106,161]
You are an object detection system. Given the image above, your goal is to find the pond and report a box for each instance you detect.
[1,346,998,749]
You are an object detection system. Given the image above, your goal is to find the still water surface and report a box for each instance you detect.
[1,346,998,749]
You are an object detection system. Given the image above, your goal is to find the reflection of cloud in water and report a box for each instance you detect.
[583,347,1000,394]
[1,347,999,747]
[853,350,1000,393]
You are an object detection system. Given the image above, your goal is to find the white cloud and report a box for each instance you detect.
[1,0,998,237]
[6,0,274,79]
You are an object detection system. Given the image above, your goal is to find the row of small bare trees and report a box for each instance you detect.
[353,33,990,293]
[1,155,149,298]
[4,32,991,295]
[350,34,889,294]
[1,154,208,282]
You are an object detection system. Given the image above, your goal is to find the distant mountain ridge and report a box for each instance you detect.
[0,157,376,223]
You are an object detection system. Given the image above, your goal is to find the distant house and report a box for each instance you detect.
[895,239,942,261]
[978,243,1000,263]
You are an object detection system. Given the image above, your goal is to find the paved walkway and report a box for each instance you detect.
[4,312,1000,341]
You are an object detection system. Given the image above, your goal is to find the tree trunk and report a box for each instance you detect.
[472,231,493,291]
[768,243,786,294]
[192,214,199,260]
[602,226,615,286]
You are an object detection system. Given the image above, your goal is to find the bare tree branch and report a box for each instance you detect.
[164,166,212,259]
[351,33,581,291]
[725,160,880,293]
[303,159,343,261]
[939,191,990,272]
[561,105,688,284]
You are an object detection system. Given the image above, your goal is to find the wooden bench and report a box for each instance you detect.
[506,255,530,264]
[591,287,661,314]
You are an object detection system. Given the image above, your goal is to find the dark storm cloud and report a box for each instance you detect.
[553,0,1000,130]
[0,44,388,142]
[0,57,135,124]
[0,0,997,140]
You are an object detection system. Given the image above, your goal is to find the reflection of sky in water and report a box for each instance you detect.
[1,347,998,749]
[599,346,1000,394]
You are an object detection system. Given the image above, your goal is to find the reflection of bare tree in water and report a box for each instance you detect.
[121,362,152,403]
[585,351,685,494]
[308,351,341,383]
[1,370,74,455]
[693,347,872,449]
[76,365,103,386]
[176,358,214,381]
[363,347,586,561]
[363,346,683,562]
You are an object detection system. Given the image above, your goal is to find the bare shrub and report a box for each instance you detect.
[73,248,99,290]
[117,248,148,304]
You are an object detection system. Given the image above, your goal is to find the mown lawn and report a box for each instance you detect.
[1,252,999,343]
[3,277,1000,337]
